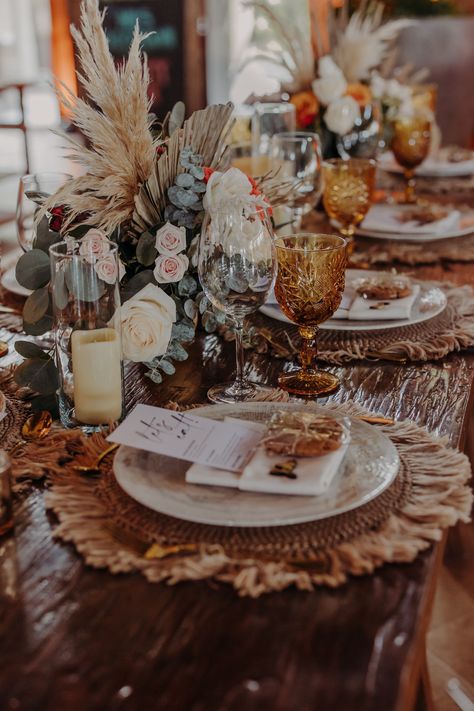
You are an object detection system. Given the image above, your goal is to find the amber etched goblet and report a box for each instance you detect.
[322,159,375,255]
[274,234,347,397]
[391,116,431,204]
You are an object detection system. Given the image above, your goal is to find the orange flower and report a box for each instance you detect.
[290,91,320,129]
[345,83,372,107]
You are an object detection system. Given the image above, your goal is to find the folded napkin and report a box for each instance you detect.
[348,284,420,321]
[186,417,350,497]
[362,204,460,235]
[332,286,356,320]
[420,157,474,177]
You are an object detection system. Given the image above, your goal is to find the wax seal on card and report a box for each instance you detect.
[355,275,412,301]
[263,411,343,458]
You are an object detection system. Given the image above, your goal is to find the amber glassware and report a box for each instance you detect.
[274,233,347,397]
[391,116,431,203]
[322,159,375,254]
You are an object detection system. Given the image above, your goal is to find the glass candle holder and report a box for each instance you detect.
[252,102,296,156]
[16,172,72,252]
[322,158,376,254]
[0,450,13,537]
[50,239,125,431]
[391,115,431,204]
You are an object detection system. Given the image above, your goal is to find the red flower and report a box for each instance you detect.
[156,146,166,157]
[203,167,215,183]
[49,205,65,232]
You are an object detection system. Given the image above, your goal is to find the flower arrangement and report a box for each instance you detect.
[242,0,415,150]
[13,0,288,404]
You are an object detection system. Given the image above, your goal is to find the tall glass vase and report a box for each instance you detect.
[49,239,124,431]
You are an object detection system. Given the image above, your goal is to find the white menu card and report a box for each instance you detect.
[107,405,263,472]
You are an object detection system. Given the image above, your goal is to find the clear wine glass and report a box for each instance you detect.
[252,102,296,156]
[198,206,277,403]
[272,131,323,228]
[16,172,72,251]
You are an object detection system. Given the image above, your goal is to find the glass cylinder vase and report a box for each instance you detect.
[49,239,124,431]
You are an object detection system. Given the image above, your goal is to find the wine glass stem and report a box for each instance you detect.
[234,321,245,390]
[404,169,416,204]
[299,326,318,375]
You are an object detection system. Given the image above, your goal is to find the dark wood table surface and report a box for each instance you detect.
[1,192,474,711]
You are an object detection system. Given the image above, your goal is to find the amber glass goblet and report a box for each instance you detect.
[391,116,431,204]
[274,234,347,397]
[322,159,375,255]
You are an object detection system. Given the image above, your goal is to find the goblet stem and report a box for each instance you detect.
[291,207,304,230]
[299,325,319,375]
[404,168,416,204]
[339,224,355,257]
[233,321,245,394]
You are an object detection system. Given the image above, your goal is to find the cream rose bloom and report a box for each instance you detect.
[204,167,267,214]
[79,229,111,263]
[94,254,119,284]
[153,253,189,284]
[325,96,360,135]
[155,222,186,255]
[119,284,176,363]
[312,56,347,106]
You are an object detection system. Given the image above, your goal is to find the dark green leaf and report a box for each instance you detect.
[33,215,62,254]
[67,224,92,239]
[14,340,50,359]
[136,231,158,266]
[121,270,156,302]
[23,314,53,336]
[15,249,51,290]
[52,268,69,310]
[169,101,185,134]
[29,393,59,419]
[65,260,106,302]
[14,357,59,395]
[23,287,49,324]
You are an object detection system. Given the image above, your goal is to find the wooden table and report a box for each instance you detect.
[1,209,473,711]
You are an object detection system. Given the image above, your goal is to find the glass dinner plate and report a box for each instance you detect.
[113,402,400,528]
[260,269,447,332]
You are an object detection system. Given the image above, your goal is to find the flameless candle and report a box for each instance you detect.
[230,154,273,178]
[71,328,122,425]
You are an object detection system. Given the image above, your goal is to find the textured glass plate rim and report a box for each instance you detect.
[378,151,474,177]
[113,402,400,528]
[260,269,447,332]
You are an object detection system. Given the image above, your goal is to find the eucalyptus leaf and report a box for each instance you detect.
[23,314,54,336]
[177,274,197,297]
[16,249,51,290]
[145,369,163,384]
[214,308,226,325]
[136,231,158,266]
[198,295,210,314]
[14,357,59,395]
[65,260,106,303]
[52,268,69,310]
[202,310,217,333]
[176,173,195,189]
[226,275,249,293]
[33,216,61,254]
[158,359,176,376]
[184,298,197,320]
[121,270,155,302]
[171,319,195,342]
[14,340,50,359]
[169,101,185,135]
[192,180,207,193]
[23,287,50,324]
[168,186,200,209]
[166,340,189,362]
[190,165,205,180]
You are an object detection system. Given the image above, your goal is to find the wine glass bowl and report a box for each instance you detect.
[198,206,277,403]
[274,233,347,397]
[322,159,375,253]
[272,131,323,227]
[391,116,431,204]
[16,172,72,251]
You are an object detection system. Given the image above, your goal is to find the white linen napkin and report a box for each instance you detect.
[347,284,420,321]
[332,286,356,320]
[362,204,460,235]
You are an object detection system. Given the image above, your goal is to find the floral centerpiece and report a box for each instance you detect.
[13,0,287,407]
[242,0,415,155]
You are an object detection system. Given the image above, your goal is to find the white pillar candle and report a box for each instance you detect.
[71,328,122,425]
[230,154,273,178]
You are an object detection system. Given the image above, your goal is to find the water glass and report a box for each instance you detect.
[50,239,124,431]
[272,132,323,227]
[198,206,277,403]
[252,102,296,156]
[16,172,72,251]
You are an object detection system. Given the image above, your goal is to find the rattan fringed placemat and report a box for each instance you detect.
[351,234,474,268]
[13,400,471,597]
[249,281,474,365]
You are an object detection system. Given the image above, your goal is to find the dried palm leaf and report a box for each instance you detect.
[42,0,157,234]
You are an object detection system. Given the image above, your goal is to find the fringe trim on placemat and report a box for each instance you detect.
[13,400,472,597]
[0,368,31,454]
[252,282,474,365]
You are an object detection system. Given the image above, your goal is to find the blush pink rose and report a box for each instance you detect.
[79,229,111,263]
[153,253,189,284]
[155,222,186,255]
[94,254,119,284]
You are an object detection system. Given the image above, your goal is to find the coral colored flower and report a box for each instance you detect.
[345,83,373,107]
[203,167,215,183]
[290,91,320,129]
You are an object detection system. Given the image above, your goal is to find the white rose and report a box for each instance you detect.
[204,167,267,214]
[312,56,347,105]
[370,72,386,100]
[119,284,176,363]
[325,96,360,135]
[155,222,186,255]
[94,254,119,284]
[79,229,111,263]
[153,253,189,284]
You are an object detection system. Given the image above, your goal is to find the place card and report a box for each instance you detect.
[107,405,263,472]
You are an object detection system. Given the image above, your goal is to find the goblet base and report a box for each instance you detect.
[278,369,340,397]
[207,381,278,404]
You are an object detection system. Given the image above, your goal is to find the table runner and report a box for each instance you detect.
[11,400,471,597]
